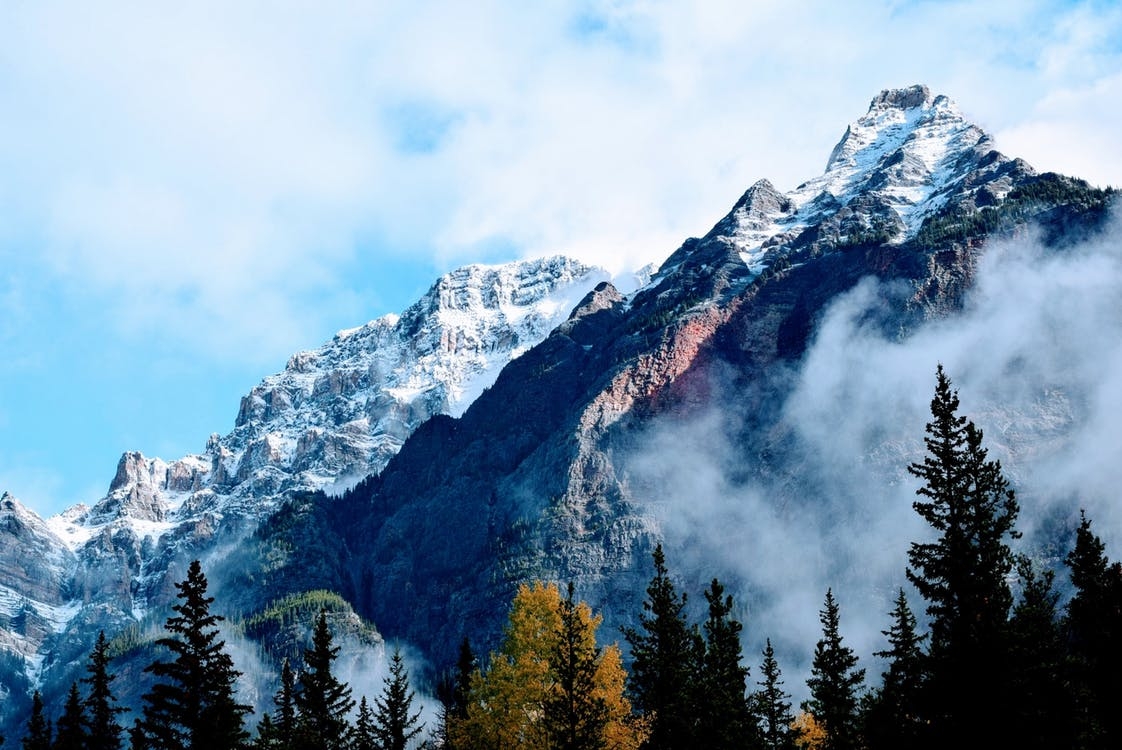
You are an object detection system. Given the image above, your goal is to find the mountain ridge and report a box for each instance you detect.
[2,84,1116,733]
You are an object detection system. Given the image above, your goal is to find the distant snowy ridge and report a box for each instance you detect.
[2,255,608,686]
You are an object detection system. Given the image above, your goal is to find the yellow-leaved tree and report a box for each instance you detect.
[449,580,648,750]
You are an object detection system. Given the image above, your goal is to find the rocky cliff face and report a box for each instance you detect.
[254,85,1114,670]
[0,256,609,728]
[1,85,1116,733]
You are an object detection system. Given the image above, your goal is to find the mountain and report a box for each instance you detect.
[0,256,611,724]
[1,84,1115,733]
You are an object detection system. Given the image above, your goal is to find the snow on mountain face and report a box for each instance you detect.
[0,255,606,688]
[717,84,1016,271]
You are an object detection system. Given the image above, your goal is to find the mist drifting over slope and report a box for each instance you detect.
[626,205,1122,700]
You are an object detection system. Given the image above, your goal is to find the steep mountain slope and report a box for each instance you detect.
[250,85,1115,670]
[1,84,1116,733]
[0,256,609,727]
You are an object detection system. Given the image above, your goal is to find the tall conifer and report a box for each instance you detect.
[752,639,794,750]
[83,631,124,750]
[140,559,252,750]
[372,649,424,750]
[622,544,697,750]
[54,683,87,750]
[803,589,864,750]
[697,579,756,750]
[294,610,354,750]
[906,365,1020,746]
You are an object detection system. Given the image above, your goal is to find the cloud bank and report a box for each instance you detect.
[628,205,1122,701]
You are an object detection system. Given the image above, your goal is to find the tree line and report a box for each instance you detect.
[10,364,1122,749]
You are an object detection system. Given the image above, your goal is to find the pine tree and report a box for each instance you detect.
[1064,510,1122,748]
[1005,556,1075,749]
[139,559,252,750]
[83,631,125,750]
[544,582,609,750]
[294,610,354,750]
[696,578,756,750]
[622,544,697,750]
[861,589,925,750]
[435,638,475,750]
[751,639,794,750]
[372,648,424,750]
[351,697,376,750]
[53,682,87,750]
[22,691,52,750]
[905,365,1020,746]
[803,589,864,750]
[270,659,298,750]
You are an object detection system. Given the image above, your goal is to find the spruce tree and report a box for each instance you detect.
[803,589,864,750]
[294,610,354,750]
[83,631,125,750]
[696,578,756,750]
[905,365,1020,746]
[1005,556,1075,749]
[1064,510,1122,748]
[351,697,376,750]
[270,658,298,750]
[53,682,87,750]
[140,559,252,750]
[544,582,609,750]
[752,639,794,750]
[372,649,424,750]
[622,544,697,750]
[435,637,475,750]
[861,589,925,750]
[22,691,52,750]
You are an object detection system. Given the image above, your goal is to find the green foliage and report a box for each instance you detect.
[21,691,51,750]
[803,589,864,750]
[622,544,698,750]
[751,639,795,750]
[139,560,253,750]
[697,579,757,750]
[544,583,609,750]
[83,630,126,750]
[905,365,1021,746]
[913,173,1113,250]
[53,683,87,750]
[862,589,925,750]
[371,648,424,750]
[293,611,354,750]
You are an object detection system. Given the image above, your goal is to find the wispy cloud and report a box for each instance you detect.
[626,205,1122,701]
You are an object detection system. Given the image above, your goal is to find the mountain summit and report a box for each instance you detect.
[1,85,1114,733]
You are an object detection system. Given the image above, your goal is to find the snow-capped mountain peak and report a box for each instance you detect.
[718,84,1015,271]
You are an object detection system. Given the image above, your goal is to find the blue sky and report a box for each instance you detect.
[2,0,1121,517]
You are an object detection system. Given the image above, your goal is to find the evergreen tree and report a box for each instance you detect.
[751,639,794,750]
[905,365,1020,746]
[270,659,298,750]
[544,582,609,750]
[126,721,147,750]
[139,559,252,750]
[435,638,475,750]
[1064,510,1122,748]
[22,691,52,750]
[1005,556,1075,749]
[802,589,864,750]
[696,579,756,750]
[622,544,697,750]
[861,589,925,750]
[83,631,124,750]
[351,698,376,750]
[372,649,423,750]
[54,682,87,750]
[250,716,278,750]
[294,610,354,750]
